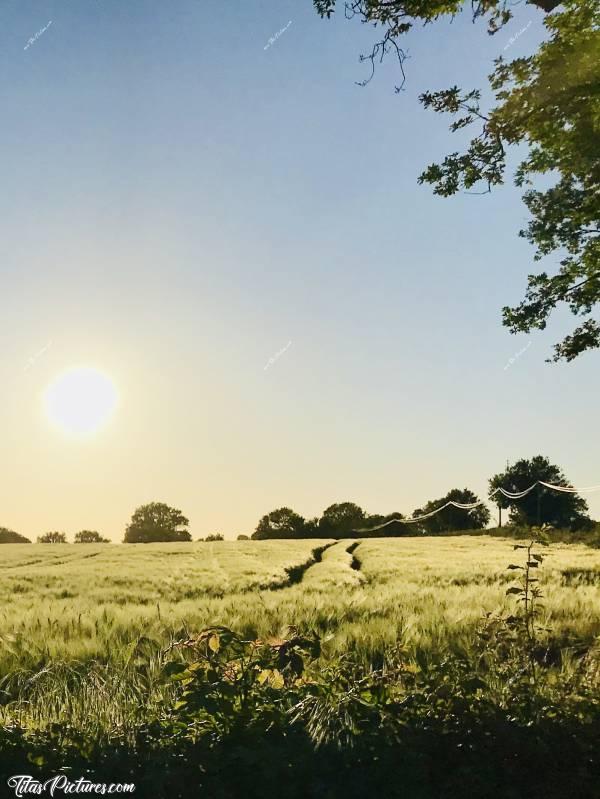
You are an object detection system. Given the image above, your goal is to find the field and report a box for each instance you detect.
[1,536,600,797]
[2,537,600,672]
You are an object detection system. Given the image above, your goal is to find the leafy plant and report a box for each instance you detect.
[477,529,553,706]
[162,626,320,741]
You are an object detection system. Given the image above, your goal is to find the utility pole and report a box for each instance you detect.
[499,459,509,529]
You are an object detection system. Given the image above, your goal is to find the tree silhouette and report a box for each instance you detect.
[318,502,366,538]
[489,456,592,530]
[412,489,490,534]
[355,511,409,537]
[38,531,67,544]
[0,527,31,544]
[124,503,191,543]
[252,508,306,540]
[74,530,110,544]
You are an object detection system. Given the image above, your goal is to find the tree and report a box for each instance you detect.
[318,502,366,538]
[314,0,600,362]
[356,511,410,537]
[74,530,110,544]
[0,527,31,544]
[488,456,592,530]
[252,507,306,540]
[412,489,490,534]
[303,517,321,537]
[205,533,224,542]
[123,503,191,543]
[237,534,250,541]
[38,531,67,544]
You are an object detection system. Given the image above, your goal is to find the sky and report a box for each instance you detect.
[1,0,598,542]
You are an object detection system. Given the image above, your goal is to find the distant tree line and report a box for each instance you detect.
[251,493,489,540]
[0,457,595,544]
[37,530,110,544]
[0,528,110,544]
[252,456,594,539]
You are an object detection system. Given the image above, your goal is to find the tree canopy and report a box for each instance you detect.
[412,488,490,534]
[0,527,31,544]
[313,0,600,362]
[123,503,191,543]
[354,511,410,537]
[318,502,366,537]
[74,530,110,544]
[488,455,592,530]
[38,531,67,544]
[252,507,306,540]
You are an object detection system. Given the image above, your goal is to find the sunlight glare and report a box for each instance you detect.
[43,367,118,437]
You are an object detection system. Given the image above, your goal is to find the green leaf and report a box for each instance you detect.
[270,669,285,689]
[257,669,271,685]
[164,661,187,676]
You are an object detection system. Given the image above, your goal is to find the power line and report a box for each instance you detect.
[354,480,600,532]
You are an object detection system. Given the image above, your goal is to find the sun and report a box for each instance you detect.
[43,367,118,437]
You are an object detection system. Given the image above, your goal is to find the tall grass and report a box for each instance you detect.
[1,536,600,798]
[1,537,599,676]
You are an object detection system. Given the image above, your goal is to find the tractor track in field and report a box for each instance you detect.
[267,542,336,591]
[1,550,103,571]
[265,540,364,592]
[346,541,362,572]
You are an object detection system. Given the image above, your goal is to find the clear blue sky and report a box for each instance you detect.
[1,0,598,540]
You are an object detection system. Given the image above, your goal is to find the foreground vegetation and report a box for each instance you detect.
[1,535,599,797]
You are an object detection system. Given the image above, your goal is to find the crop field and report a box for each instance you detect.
[2,536,600,797]
[2,536,600,672]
